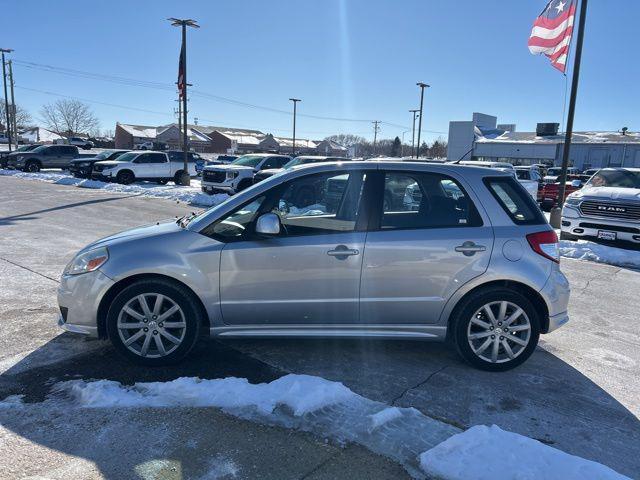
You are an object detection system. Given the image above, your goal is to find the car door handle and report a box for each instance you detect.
[455,242,486,256]
[327,245,359,257]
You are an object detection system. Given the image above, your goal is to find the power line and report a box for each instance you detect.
[13,59,446,133]
[15,85,374,137]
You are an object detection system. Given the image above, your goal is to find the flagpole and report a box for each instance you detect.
[550,0,588,228]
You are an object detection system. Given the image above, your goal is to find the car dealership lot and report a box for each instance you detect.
[0,176,638,479]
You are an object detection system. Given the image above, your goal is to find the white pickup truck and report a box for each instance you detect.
[92,151,196,185]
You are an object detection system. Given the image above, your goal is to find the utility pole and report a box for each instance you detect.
[415,82,430,158]
[289,98,300,157]
[372,121,380,157]
[168,18,199,186]
[1,48,13,153]
[8,61,17,149]
[401,130,410,157]
[409,109,419,158]
[175,99,183,152]
[550,0,588,228]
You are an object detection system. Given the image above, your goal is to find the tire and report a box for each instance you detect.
[173,171,184,185]
[106,279,203,366]
[560,231,577,241]
[451,287,541,372]
[24,160,40,173]
[116,170,135,185]
[236,179,252,192]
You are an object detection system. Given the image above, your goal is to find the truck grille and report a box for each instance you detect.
[93,164,106,172]
[203,170,226,183]
[579,200,640,221]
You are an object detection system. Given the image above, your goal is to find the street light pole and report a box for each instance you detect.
[415,82,430,159]
[1,48,13,153]
[289,98,300,157]
[8,60,18,150]
[168,18,199,186]
[409,109,419,158]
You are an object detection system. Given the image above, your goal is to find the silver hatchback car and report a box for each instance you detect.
[58,161,570,371]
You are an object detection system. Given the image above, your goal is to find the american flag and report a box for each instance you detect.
[528,0,577,73]
[177,43,185,98]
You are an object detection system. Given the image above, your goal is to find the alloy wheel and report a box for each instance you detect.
[117,293,187,358]
[466,301,532,364]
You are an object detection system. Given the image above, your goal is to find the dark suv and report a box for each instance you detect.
[69,150,129,178]
[7,145,80,172]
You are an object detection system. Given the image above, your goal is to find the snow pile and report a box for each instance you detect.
[58,374,356,417]
[419,424,629,480]
[368,406,403,431]
[0,169,229,208]
[560,240,640,270]
[49,374,630,479]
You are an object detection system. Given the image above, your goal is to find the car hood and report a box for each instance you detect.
[576,186,640,201]
[258,168,283,175]
[82,220,182,252]
[94,160,124,167]
[203,164,255,172]
[70,157,99,163]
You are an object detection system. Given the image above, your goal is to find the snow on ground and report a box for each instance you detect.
[419,424,628,480]
[0,169,228,208]
[1,374,619,480]
[560,240,640,270]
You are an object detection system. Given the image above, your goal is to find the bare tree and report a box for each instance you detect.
[0,103,33,130]
[324,134,367,148]
[40,99,99,136]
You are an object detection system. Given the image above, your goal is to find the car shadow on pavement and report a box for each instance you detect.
[0,334,638,479]
[0,195,137,226]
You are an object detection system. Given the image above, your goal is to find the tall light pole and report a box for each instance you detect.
[415,82,430,159]
[8,60,17,150]
[372,121,380,156]
[409,109,419,158]
[168,18,199,186]
[1,48,13,153]
[289,98,300,157]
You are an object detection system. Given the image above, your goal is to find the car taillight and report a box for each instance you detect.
[526,230,559,263]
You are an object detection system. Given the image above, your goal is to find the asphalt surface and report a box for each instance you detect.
[0,176,638,479]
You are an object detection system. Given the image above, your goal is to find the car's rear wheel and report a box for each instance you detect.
[116,170,135,185]
[25,160,40,173]
[452,288,540,371]
[106,279,202,365]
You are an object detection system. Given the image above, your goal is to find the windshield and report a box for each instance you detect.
[110,152,138,163]
[31,145,49,153]
[587,170,640,189]
[94,151,112,160]
[232,155,264,167]
[283,158,307,168]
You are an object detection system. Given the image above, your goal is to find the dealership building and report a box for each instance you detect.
[447,113,640,170]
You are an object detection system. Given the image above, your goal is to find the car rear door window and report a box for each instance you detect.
[147,153,168,163]
[379,172,482,229]
[484,177,546,225]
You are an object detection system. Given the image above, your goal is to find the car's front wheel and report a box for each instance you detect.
[106,279,203,365]
[452,288,540,371]
[116,170,135,185]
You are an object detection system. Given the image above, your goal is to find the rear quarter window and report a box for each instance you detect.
[484,177,546,225]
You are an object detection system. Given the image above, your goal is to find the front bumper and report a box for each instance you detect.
[69,166,93,177]
[561,205,640,245]
[91,171,113,181]
[57,269,115,338]
[201,181,235,194]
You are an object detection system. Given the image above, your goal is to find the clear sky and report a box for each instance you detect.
[3,0,638,143]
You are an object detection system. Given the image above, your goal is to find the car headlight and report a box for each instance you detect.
[63,247,109,275]
[77,162,90,167]
[226,171,237,180]
[565,196,582,206]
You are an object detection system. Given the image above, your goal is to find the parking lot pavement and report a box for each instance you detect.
[0,176,638,479]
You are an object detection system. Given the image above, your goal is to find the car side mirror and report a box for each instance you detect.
[255,213,281,236]
[570,179,582,188]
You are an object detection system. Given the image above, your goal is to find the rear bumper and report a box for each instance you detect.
[539,266,571,333]
[547,311,569,333]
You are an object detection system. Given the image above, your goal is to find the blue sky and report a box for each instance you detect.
[3,0,638,143]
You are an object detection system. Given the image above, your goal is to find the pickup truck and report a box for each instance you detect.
[92,150,197,185]
[1,144,39,168]
[68,149,129,178]
[201,153,291,194]
[6,144,85,172]
[539,178,583,211]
